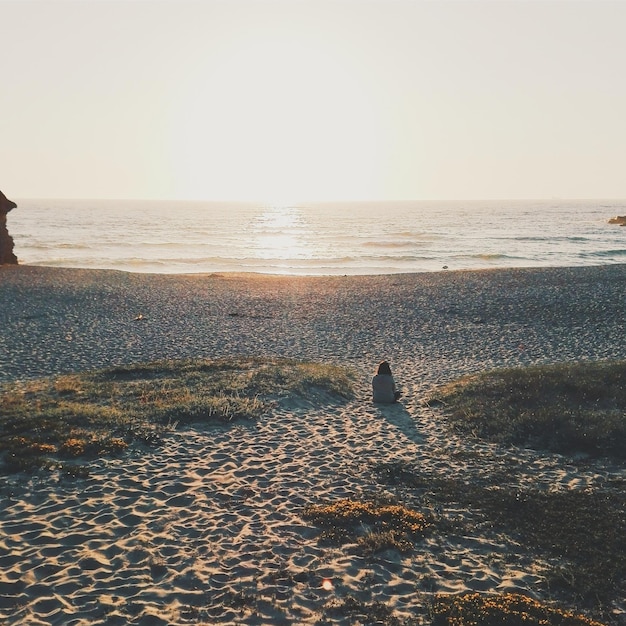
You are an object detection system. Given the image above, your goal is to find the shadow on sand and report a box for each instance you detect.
[372,399,425,446]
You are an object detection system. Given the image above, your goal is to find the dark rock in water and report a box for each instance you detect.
[608,215,626,226]
[0,190,18,265]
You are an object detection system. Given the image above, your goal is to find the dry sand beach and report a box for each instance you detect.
[1,264,625,625]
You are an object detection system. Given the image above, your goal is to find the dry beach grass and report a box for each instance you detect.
[1,264,625,625]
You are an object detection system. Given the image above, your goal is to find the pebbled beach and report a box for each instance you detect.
[1,264,625,625]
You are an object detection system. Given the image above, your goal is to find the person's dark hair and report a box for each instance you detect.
[377,361,392,376]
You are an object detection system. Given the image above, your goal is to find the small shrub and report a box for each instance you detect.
[431,592,606,626]
[302,498,429,554]
[356,529,414,555]
[59,437,87,457]
[101,437,128,454]
[304,499,428,534]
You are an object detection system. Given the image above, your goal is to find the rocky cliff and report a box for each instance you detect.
[0,190,18,264]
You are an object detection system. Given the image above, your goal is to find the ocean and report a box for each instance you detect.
[7,198,626,276]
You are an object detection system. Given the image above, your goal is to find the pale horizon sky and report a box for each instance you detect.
[2,0,626,203]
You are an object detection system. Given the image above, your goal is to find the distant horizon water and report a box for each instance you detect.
[8,198,626,276]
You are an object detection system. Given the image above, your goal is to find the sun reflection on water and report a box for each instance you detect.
[252,206,312,260]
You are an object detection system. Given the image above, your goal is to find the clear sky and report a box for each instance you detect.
[2,0,625,203]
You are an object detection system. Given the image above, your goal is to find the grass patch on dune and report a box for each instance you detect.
[0,357,355,474]
[321,593,605,626]
[302,497,430,556]
[431,592,606,626]
[427,360,626,460]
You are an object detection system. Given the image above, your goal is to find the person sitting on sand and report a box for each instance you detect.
[372,361,401,404]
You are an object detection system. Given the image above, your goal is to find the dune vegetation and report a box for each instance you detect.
[427,360,626,460]
[0,357,355,474]
[430,592,607,626]
[303,496,430,556]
